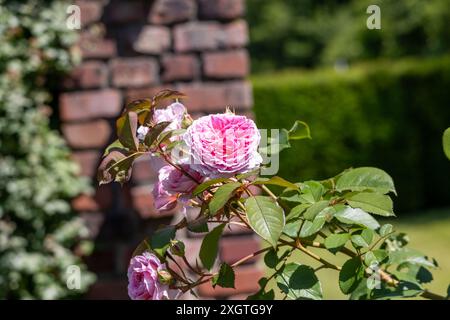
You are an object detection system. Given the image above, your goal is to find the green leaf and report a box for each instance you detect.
[346,192,395,217]
[118,111,139,151]
[192,178,231,196]
[156,128,186,145]
[379,224,394,237]
[339,257,365,294]
[288,120,312,140]
[299,206,336,238]
[252,176,300,190]
[103,140,127,157]
[247,289,275,300]
[364,249,388,267]
[388,248,436,268]
[276,263,322,300]
[151,226,176,258]
[283,218,302,238]
[199,224,225,270]
[336,167,396,195]
[143,121,171,147]
[264,249,279,268]
[371,281,423,299]
[209,182,241,214]
[97,150,141,185]
[116,99,151,131]
[349,279,370,300]
[286,203,310,221]
[443,127,450,160]
[245,196,285,248]
[303,200,329,220]
[151,89,186,108]
[324,233,350,253]
[299,181,325,204]
[334,207,380,230]
[299,210,328,238]
[212,263,235,288]
[351,229,374,248]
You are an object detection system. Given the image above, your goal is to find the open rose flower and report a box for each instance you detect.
[127,252,177,300]
[159,165,204,194]
[184,113,262,177]
[154,102,186,132]
[136,102,186,142]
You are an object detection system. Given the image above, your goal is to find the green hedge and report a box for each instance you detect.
[253,56,450,213]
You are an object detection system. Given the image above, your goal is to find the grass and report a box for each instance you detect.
[266,208,450,300]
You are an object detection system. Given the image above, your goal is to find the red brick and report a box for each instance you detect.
[131,155,159,184]
[87,279,129,300]
[103,0,147,24]
[131,185,177,219]
[63,61,108,89]
[199,0,245,20]
[224,20,249,48]
[149,0,196,25]
[134,26,171,54]
[162,54,199,82]
[198,265,263,297]
[203,50,249,79]
[111,58,159,88]
[174,20,248,52]
[80,27,117,59]
[176,81,253,112]
[220,236,261,265]
[60,89,122,122]
[125,85,175,103]
[72,194,100,212]
[79,211,105,239]
[76,0,103,26]
[71,150,101,177]
[63,121,111,149]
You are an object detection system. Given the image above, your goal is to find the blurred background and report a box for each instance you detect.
[0,0,449,299]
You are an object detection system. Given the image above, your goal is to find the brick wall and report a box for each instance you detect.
[60,0,262,299]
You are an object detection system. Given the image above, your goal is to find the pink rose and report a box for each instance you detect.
[127,252,175,300]
[159,165,204,194]
[152,181,178,211]
[184,113,262,177]
[153,102,186,132]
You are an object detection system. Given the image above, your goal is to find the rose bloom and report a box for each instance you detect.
[127,252,176,300]
[153,102,186,132]
[159,165,204,194]
[184,113,262,177]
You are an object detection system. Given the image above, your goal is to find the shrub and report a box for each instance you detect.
[253,56,450,212]
[0,0,94,299]
[247,0,450,72]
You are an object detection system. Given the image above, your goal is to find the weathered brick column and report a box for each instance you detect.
[60,0,262,299]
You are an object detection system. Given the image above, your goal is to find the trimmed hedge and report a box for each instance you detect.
[253,56,450,213]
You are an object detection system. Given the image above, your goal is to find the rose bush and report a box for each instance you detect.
[98,90,449,300]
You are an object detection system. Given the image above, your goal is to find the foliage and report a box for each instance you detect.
[247,0,450,72]
[253,56,450,212]
[99,89,448,300]
[0,0,94,299]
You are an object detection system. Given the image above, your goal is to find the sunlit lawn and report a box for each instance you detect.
[267,208,450,300]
